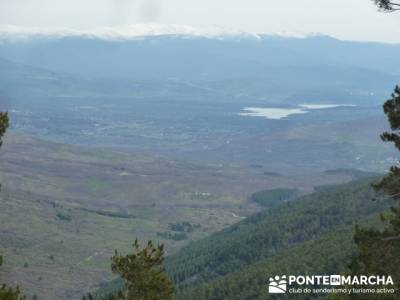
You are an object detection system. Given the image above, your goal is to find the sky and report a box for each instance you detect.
[0,0,400,43]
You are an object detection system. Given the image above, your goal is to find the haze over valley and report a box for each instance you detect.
[0,26,399,299]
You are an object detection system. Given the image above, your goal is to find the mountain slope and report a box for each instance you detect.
[176,226,355,300]
[165,179,390,289]
[94,178,391,299]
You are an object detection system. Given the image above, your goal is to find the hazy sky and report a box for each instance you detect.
[1,0,400,43]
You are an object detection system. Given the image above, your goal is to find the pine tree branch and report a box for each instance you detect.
[388,191,400,198]
[382,235,400,241]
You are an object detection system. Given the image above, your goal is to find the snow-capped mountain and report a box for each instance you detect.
[0,23,317,42]
[0,23,398,97]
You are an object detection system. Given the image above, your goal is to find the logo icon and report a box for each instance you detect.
[268,275,287,293]
[330,275,342,286]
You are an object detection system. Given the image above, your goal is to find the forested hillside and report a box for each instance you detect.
[166,179,389,288]
[176,227,355,300]
[95,178,392,299]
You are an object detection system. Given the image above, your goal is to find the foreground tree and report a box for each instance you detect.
[373,0,400,11]
[0,256,26,300]
[111,239,174,300]
[344,3,400,297]
[0,112,8,147]
[346,87,400,299]
[84,239,174,300]
[374,86,400,198]
[0,112,23,300]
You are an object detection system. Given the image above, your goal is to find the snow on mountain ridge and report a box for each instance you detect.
[0,23,321,42]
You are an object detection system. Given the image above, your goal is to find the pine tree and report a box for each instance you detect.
[1,246,26,300]
[0,112,24,300]
[111,239,174,300]
[84,239,175,300]
[348,89,400,298]
[345,3,400,297]
[372,0,400,12]
[374,86,400,198]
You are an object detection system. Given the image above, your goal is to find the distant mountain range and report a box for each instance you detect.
[0,25,399,84]
[0,24,328,41]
